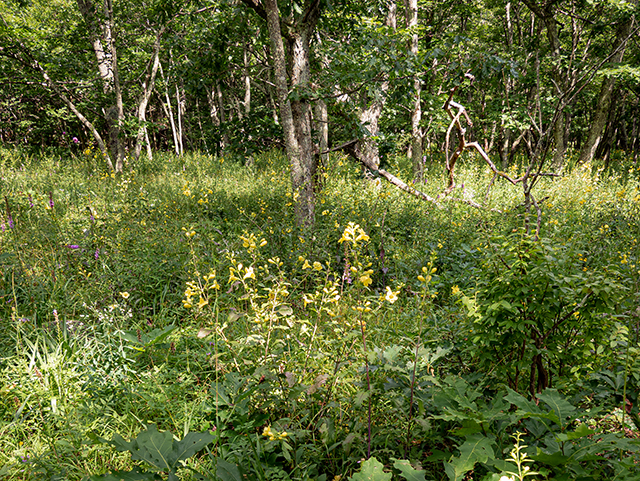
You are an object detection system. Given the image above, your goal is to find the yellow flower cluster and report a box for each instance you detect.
[240,232,267,253]
[183,271,220,309]
[353,301,372,313]
[302,281,341,315]
[262,425,288,441]
[300,256,324,271]
[228,263,256,282]
[338,222,370,246]
[417,266,437,284]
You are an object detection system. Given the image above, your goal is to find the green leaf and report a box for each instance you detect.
[172,430,216,464]
[537,389,577,429]
[444,435,494,481]
[392,458,426,481]
[530,450,570,466]
[350,457,392,481]
[504,389,542,415]
[144,324,177,346]
[128,425,174,470]
[107,425,214,473]
[277,305,293,316]
[216,459,243,481]
[557,423,595,442]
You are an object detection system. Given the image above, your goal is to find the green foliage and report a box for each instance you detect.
[465,231,625,394]
[91,424,216,481]
[1,150,639,480]
[349,457,391,481]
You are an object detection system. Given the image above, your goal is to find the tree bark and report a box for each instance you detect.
[314,98,328,168]
[405,0,423,179]
[355,86,387,171]
[176,84,184,156]
[243,40,251,117]
[579,14,635,164]
[76,0,126,172]
[159,63,180,156]
[352,2,396,172]
[244,0,322,229]
[134,33,162,161]
[521,0,570,169]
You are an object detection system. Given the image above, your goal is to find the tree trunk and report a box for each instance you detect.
[579,15,635,164]
[249,0,322,229]
[176,84,184,156]
[314,98,329,170]
[134,36,161,162]
[76,0,125,172]
[355,88,387,171]
[243,41,251,117]
[288,28,317,228]
[217,82,229,149]
[352,2,395,172]
[159,63,180,155]
[522,0,571,169]
[405,0,423,179]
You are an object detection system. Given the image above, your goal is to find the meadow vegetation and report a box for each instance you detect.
[1,147,639,480]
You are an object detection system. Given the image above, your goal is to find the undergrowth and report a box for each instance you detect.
[1,147,639,480]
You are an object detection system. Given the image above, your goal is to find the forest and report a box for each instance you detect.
[1,0,640,480]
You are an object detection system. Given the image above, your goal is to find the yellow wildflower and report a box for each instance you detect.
[243,267,256,280]
[383,286,399,303]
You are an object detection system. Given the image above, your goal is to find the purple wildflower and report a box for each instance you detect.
[95,248,100,259]
[4,196,13,229]
[28,194,34,207]
[1,222,4,232]
[72,137,79,144]
[49,192,54,209]
[67,244,80,249]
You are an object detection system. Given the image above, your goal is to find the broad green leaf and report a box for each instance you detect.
[530,450,570,466]
[109,433,136,453]
[557,423,595,442]
[144,324,177,345]
[537,389,576,429]
[383,344,403,362]
[172,431,216,464]
[128,425,174,470]
[216,459,243,481]
[504,389,543,416]
[444,435,494,481]
[350,457,392,481]
[392,458,426,481]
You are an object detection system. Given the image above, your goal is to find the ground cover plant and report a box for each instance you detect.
[1,147,640,480]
